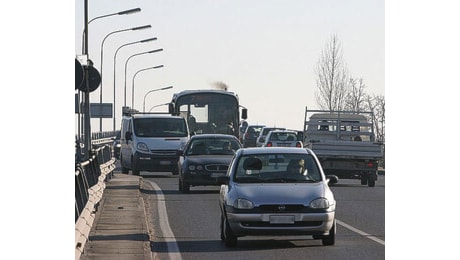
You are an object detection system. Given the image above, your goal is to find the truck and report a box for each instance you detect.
[303,107,384,187]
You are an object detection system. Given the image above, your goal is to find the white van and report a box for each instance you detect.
[120,113,189,175]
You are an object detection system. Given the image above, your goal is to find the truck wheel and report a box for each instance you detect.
[360,175,368,185]
[368,179,376,187]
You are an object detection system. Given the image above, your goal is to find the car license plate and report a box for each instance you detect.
[269,215,295,224]
[211,172,226,178]
[160,160,172,165]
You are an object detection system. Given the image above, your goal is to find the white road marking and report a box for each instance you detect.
[145,180,182,260]
[337,219,385,246]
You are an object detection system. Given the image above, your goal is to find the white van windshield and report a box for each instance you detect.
[133,118,188,137]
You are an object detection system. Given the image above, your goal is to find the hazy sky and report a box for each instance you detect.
[75,0,384,132]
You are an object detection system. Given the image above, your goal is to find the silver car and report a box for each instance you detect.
[263,130,303,148]
[218,147,338,247]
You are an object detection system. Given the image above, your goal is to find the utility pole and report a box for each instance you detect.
[83,0,92,160]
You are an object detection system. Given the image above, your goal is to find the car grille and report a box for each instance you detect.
[205,164,228,172]
[259,204,305,212]
[241,221,323,227]
[149,150,177,156]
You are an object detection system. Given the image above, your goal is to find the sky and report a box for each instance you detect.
[5,0,460,258]
[74,0,384,132]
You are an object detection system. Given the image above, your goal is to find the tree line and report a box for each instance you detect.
[315,34,385,142]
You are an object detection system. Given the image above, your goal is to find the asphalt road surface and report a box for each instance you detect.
[140,172,385,260]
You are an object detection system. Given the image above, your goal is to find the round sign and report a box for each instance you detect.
[75,59,84,90]
[78,65,101,93]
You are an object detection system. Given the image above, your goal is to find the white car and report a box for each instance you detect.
[255,127,285,147]
[217,147,338,247]
[263,130,303,148]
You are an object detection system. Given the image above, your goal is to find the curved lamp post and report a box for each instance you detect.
[143,86,173,112]
[80,7,140,159]
[98,24,151,131]
[149,102,171,112]
[112,37,157,131]
[123,49,164,108]
[131,65,164,109]
[82,7,141,54]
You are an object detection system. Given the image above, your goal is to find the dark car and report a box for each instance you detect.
[113,131,121,159]
[242,124,265,147]
[178,134,242,193]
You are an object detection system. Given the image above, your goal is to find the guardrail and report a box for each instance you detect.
[75,143,116,259]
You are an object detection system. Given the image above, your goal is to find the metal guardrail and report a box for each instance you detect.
[75,144,113,221]
[75,142,117,259]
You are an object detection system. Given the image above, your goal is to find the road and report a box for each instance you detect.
[139,172,385,260]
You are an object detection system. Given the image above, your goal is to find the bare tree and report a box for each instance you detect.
[365,94,385,142]
[345,77,367,112]
[315,34,349,111]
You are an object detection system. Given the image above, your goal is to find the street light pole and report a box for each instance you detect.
[82,7,141,55]
[112,37,157,131]
[131,65,164,110]
[149,102,171,112]
[123,49,164,108]
[98,25,151,131]
[143,86,173,112]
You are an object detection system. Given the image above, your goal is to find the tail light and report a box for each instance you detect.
[267,142,272,147]
[296,141,302,148]
[367,162,374,167]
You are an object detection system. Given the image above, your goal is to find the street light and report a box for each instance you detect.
[80,6,140,160]
[124,49,164,108]
[149,102,171,112]
[143,86,173,112]
[132,65,164,110]
[98,24,151,131]
[82,7,141,54]
[112,37,157,131]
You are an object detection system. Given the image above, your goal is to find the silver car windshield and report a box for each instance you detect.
[233,153,321,183]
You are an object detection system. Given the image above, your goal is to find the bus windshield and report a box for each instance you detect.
[172,91,239,137]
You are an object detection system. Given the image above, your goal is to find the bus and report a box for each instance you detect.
[168,89,247,138]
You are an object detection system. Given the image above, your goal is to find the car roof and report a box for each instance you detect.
[237,147,311,155]
[128,114,184,119]
[190,134,239,140]
[268,130,297,134]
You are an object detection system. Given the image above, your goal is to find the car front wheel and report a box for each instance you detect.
[221,213,237,247]
[322,219,336,246]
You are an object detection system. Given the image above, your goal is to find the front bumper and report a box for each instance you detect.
[226,211,335,237]
[133,151,178,172]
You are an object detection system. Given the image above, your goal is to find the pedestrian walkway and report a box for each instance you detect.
[80,173,151,260]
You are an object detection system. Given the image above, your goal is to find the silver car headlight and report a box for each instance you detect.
[234,198,254,209]
[309,198,330,209]
[137,142,149,152]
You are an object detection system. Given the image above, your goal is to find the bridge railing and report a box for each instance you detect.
[75,137,117,258]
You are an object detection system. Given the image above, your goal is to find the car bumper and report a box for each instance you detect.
[226,211,335,237]
[182,172,227,186]
[133,151,178,172]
